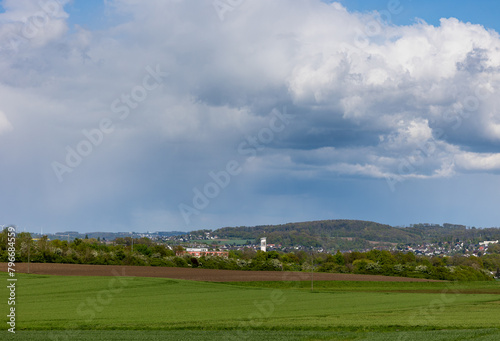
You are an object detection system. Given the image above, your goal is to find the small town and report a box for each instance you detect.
[129,230,500,257]
[32,228,499,259]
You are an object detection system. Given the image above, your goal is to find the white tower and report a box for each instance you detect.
[260,237,266,252]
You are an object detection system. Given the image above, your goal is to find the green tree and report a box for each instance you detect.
[281,252,300,264]
[0,228,8,250]
[333,250,345,265]
[488,243,500,254]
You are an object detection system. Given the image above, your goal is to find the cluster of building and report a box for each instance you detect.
[52,229,498,258]
[176,248,229,258]
[396,240,499,257]
[173,238,500,258]
[177,238,272,258]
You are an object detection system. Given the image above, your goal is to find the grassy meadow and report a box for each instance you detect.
[1,272,500,340]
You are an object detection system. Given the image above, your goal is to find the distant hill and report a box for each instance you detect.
[39,231,186,241]
[196,220,500,251]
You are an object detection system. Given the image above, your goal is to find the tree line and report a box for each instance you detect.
[0,229,496,281]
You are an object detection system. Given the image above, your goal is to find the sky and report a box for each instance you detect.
[1,0,500,233]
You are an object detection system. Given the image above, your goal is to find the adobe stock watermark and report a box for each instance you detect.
[340,0,403,53]
[396,281,462,341]
[6,226,17,334]
[385,84,494,192]
[1,0,66,55]
[178,106,292,225]
[51,64,168,183]
[213,0,245,21]
[48,268,131,341]
[224,289,286,341]
[222,268,308,340]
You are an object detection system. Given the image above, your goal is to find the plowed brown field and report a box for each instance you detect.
[1,262,439,282]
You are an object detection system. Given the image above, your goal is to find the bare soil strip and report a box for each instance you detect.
[1,263,440,282]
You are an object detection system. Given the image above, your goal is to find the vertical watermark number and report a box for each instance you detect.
[6,226,16,334]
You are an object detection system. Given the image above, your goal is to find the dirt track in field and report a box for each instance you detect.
[1,262,440,282]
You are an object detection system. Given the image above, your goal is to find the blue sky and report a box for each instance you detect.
[337,0,500,32]
[1,0,500,233]
[65,0,106,30]
[61,0,500,33]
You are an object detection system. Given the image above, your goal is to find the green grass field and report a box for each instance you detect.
[1,272,500,340]
[223,280,500,293]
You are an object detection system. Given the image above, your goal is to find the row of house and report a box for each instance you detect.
[176,248,229,258]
